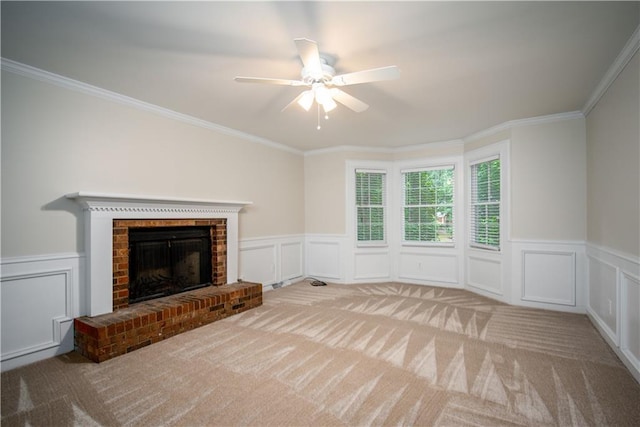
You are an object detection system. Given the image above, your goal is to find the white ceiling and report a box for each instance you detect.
[2,1,638,152]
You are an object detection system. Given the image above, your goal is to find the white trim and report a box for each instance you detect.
[511,238,586,246]
[303,112,582,156]
[463,111,584,144]
[586,242,640,272]
[1,252,84,265]
[1,58,303,156]
[583,25,640,116]
[304,139,464,157]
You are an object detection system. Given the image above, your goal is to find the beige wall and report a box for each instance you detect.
[510,118,587,241]
[1,71,305,257]
[464,129,511,152]
[304,150,391,235]
[586,51,640,257]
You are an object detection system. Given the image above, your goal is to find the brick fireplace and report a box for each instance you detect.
[112,218,228,310]
[66,192,261,362]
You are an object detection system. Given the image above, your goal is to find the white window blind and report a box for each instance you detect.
[355,170,386,242]
[402,166,454,244]
[470,157,500,250]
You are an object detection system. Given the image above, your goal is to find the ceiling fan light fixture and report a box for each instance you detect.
[297,90,315,111]
[314,85,336,112]
[314,85,331,104]
[321,96,337,113]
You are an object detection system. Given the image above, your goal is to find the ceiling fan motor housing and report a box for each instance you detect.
[301,61,336,85]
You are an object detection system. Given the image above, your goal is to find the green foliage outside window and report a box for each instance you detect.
[471,159,500,248]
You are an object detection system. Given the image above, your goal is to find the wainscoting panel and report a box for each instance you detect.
[354,250,391,281]
[280,241,303,281]
[467,253,502,296]
[586,243,640,383]
[522,250,576,306]
[620,271,640,376]
[587,254,619,341]
[0,253,82,371]
[238,244,277,286]
[239,235,304,288]
[397,251,458,285]
[305,236,344,281]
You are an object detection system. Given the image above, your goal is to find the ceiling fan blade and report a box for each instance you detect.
[281,92,307,112]
[294,38,322,76]
[331,66,400,86]
[234,76,304,86]
[330,88,369,113]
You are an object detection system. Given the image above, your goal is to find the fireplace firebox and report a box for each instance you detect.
[128,226,213,304]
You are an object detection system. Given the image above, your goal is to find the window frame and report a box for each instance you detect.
[401,164,456,247]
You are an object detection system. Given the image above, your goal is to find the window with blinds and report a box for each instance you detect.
[355,170,386,243]
[470,157,501,250]
[402,166,454,244]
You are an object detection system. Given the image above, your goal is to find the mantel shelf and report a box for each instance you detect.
[65,191,252,211]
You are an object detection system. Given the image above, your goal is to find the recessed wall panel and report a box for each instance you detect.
[398,252,458,284]
[1,270,69,359]
[239,244,276,285]
[522,251,576,306]
[281,242,303,280]
[354,251,390,280]
[468,255,502,295]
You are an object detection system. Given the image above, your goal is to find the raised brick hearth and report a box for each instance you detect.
[75,281,262,362]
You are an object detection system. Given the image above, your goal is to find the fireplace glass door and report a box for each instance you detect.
[129,226,212,304]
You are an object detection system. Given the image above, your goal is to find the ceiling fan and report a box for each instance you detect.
[234,38,400,126]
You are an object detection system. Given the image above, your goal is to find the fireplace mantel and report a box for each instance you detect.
[66,191,251,213]
[66,192,251,316]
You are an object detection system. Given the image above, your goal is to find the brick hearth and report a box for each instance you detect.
[75,281,262,362]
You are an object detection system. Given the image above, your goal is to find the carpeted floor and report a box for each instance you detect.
[2,282,639,426]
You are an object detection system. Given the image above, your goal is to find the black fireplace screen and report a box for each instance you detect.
[128,226,212,304]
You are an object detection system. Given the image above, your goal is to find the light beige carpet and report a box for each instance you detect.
[2,282,639,426]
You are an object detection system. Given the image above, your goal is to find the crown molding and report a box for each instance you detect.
[463,111,585,143]
[582,25,640,116]
[2,57,589,157]
[1,58,303,156]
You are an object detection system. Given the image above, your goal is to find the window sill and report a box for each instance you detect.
[401,242,455,249]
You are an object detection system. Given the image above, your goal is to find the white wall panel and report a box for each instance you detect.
[588,255,618,339]
[354,251,390,281]
[239,244,277,285]
[398,252,458,284]
[239,235,305,287]
[467,254,502,295]
[621,272,640,375]
[306,238,342,280]
[281,241,303,281]
[586,243,640,382]
[522,250,576,306]
[0,254,81,371]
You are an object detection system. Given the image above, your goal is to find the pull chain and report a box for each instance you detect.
[317,103,321,130]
